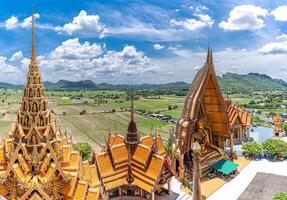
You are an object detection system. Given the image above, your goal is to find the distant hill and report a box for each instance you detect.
[44,80,96,89]
[218,73,287,93]
[0,82,18,88]
[1,73,287,93]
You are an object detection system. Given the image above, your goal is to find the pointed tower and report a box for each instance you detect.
[17,10,51,144]
[125,89,139,154]
[173,48,231,182]
[0,11,102,200]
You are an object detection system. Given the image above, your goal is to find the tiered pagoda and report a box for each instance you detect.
[173,48,232,181]
[0,13,102,199]
[225,99,252,143]
[94,95,173,200]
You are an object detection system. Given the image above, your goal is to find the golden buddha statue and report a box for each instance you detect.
[191,119,225,156]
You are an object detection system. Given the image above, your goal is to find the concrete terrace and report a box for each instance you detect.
[208,159,287,200]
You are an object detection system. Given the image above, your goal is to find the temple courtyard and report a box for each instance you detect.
[208,159,287,200]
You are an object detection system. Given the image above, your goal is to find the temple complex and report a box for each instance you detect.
[94,95,173,199]
[273,115,285,137]
[173,49,232,182]
[0,13,102,199]
[225,100,252,143]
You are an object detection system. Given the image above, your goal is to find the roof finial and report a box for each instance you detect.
[31,5,37,65]
[153,130,158,154]
[130,86,134,121]
[206,47,213,64]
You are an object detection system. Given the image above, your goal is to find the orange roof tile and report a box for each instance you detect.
[132,144,151,167]
[110,143,128,166]
[156,135,166,156]
[112,134,125,145]
[140,135,153,147]
[72,181,88,200]
[86,188,101,200]
[89,165,100,187]
[82,161,91,181]
[95,153,114,177]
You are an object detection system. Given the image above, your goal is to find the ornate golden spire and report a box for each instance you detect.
[31,10,37,65]
[17,7,50,132]
[127,88,137,133]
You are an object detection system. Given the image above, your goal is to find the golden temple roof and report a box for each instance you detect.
[94,95,173,194]
[225,101,252,128]
[176,48,231,153]
[95,131,172,194]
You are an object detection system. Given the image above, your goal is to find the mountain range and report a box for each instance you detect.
[1,73,286,93]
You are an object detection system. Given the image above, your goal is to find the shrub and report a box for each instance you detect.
[242,141,262,157]
[165,136,173,158]
[262,139,287,160]
[80,110,87,115]
[73,143,92,161]
[273,192,287,200]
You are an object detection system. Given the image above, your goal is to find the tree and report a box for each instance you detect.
[73,143,92,161]
[283,123,287,133]
[249,100,256,105]
[165,136,173,158]
[273,192,287,200]
[262,139,287,160]
[242,141,262,157]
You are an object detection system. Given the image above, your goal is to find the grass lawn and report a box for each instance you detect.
[57,98,74,105]
[161,108,182,118]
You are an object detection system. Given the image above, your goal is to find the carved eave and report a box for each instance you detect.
[19,177,52,200]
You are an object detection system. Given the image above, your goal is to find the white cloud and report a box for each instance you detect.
[167,46,193,58]
[50,38,103,59]
[35,38,162,83]
[276,34,287,40]
[271,6,287,22]
[57,10,106,38]
[9,51,23,61]
[258,40,287,54]
[0,56,23,83]
[153,44,165,50]
[3,14,40,30]
[219,4,268,31]
[5,16,18,30]
[21,14,40,28]
[170,13,213,31]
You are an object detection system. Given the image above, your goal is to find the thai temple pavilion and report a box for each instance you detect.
[225,100,252,143]
[273,114,285,137]
[94,95,173,199]
[0,13,102,199]
[173,49,233,182]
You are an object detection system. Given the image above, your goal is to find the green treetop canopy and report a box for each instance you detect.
[211,159,239,175]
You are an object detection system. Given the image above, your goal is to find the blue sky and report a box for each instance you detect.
[0,0,287,84]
